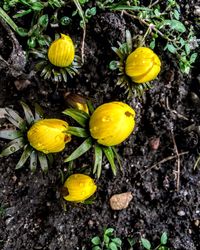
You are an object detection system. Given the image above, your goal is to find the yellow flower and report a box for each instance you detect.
[27,119,71,154]
[63,174,97,202]
[48,34,75,67]
[125,47,161,83]
[89,102,135,146]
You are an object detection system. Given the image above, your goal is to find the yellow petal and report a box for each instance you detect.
[48,34,75,67]
[125,47,161,83]
[27,119,71,154]
[63,174,97,202]
[89,102,135,146]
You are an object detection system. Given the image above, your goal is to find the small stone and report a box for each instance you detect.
[14,79,31,91]
[194,220,200,227]
[149,137,160,150]
[110,192,133,210]
[177,210,185,216]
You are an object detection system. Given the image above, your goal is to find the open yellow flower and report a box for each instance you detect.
[125,47,161,83]
[63,174,97,202]
[89,102,135,146]
[48,34,75,67]
[27,119,71,154]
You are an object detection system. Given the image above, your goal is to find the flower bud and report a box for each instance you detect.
[63,174,97,202]
[48,34,75,67]
[125,47,161,83]
[27,119,71,154]
[64,92,89,114]
[89,102,135,146]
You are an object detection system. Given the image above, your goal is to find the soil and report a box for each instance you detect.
[0,1,200,250]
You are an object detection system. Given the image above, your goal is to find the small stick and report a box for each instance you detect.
[141,151,188,175]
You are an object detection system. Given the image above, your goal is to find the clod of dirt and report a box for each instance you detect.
[109,192,133,210]
[149,137,160,150]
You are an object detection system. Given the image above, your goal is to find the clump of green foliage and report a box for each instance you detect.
[140,232,169,250]
[91,228,122,250]
[107,0,198,74]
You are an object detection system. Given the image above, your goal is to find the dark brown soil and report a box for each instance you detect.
[0,1,200,250]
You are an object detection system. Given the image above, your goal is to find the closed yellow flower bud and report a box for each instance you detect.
[48,34,75,67]
[63,174,97,202]
[27,119,71,154]
[125,47,161,83]
[89,102,135,146]
[64,92,89,114]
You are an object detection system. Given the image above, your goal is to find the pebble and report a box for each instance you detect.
[110,192,133,210]
[177,210,185,216]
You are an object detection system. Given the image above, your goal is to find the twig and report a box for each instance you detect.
[123,10,174,42]
[73,0,86,63]
[141,151,188,175]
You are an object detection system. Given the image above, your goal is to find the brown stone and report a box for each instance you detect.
[109,192,133,210]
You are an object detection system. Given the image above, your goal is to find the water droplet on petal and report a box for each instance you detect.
[81,191,85,195]
[102,116,111,122]
[79,182,84,187]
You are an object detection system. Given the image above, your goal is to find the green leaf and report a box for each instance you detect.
[127,238,136,247]
[38,152,48,173]
[104,228,114,236]
[62,108,90,127]
[190,53,198,64]
[166,44,177,54]
[91,236,101,246]
[87,99,95,114]
[141,238,151,250]
[38,14,49,27]
[93,144,103,178]
[15,145,32,169]
[32,2,44,11]
[149,39,155,49]
[112,238,122,247]
[112,146,122,170]
[47,154,54,168]
[109,61,119,70]
[0,137,25,157]
[160,19,186,32]
[64,137,93,162]
[5,108,27,130]
[30,150,37,172]
[92,246,101,250]
[109,242,118,250]
[173,9,180,20]
[0,130,22,140]
[13,9,32,18]
[185,43,190,55]
[102,147,117,175]
[67,126,89,137]
[34,103,44,120]
[160,232,168,245]
[103,235,110,245]
[20,101,34,125]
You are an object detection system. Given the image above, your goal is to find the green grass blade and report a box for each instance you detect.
[5,108,27,130]
[0,137,25,157]
[94,144,103,178]
[20,101,34,125]
[67,126,89,137]
[38,152,48,173]
[87,100,95,114]
[102,147,117,175]
[64,137,93,162]
[30,150,37,172]
[0,130,22,140]
[15,145,33,169]
[62,108,90,127]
